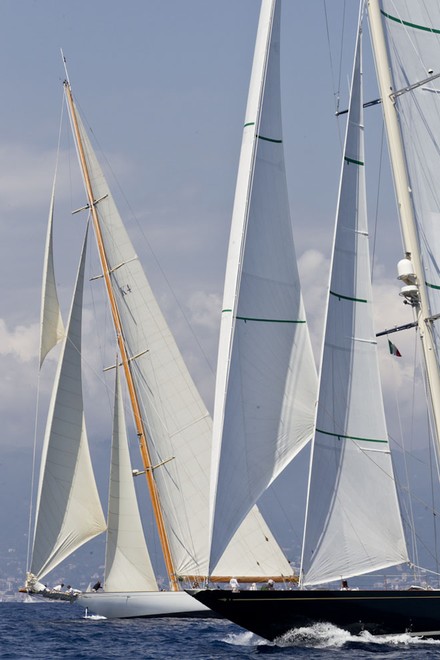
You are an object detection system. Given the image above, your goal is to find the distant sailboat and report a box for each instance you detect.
[22,57,296,618]
[192,0,440,640]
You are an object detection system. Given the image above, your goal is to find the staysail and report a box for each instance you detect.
[39,173,65,367]
[300,22,408,586]
[104,365,158,592]
[209,0,317,571]
[30,225,106,581]
[65,86,293,581]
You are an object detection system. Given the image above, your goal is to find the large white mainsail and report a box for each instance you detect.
[367,1,440,458]
[39,173,64,367]
[30,225,106,582]
[104,366,158,592]
[300,23,408,586]
[65,87,292,581]
[209,0,317,571]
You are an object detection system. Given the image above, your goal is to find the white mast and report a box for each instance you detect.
[367,0,440,456]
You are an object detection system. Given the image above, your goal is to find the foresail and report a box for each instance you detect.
[209,0,317,571]
[68,95,292,580]
[370,2,440,455]
[301,25,408,586]
[104,366,158,592]
[39,176,64,366]
[31,225,106,581]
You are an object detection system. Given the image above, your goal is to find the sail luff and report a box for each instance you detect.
[39,175,65,367]
[104,365,158,592]
[63,80,179,590]
[31,224,106,581]
[209,0,317,572]
[367,0,440,460]
[62,77,293,582]
[300,19,408,586]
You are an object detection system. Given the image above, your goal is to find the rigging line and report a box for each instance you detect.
[83,121,217,384]
[323,0,339,114]
[427,399,440,584]
[391,330,418,566]
[27,90,66,575]
[370,121,385,282]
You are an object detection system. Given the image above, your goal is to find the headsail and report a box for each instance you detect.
[65,85,292,581]
[30,224,106,581]
[300,22,408,586]
[209,0,317,571]
[39,173,65,367]
[104,365,158,592]
[368,1,440,459]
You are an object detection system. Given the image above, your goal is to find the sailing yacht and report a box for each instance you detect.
[191,0,440,640]
[21,59,299,617]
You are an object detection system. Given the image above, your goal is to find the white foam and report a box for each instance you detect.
[222,630,270,647]
[275,623,440,648]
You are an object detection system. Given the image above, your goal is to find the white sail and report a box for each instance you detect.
[67,94,292,580]
[301,24,408,586]
[31,225,106,581]
[208,0,317,571]
[104,366,158,592]
[368,1,440,457]
[39,176,64,366]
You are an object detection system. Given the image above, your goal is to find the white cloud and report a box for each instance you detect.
[0,319,39,362]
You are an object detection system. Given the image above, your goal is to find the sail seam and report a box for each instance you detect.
[380,10,440,34]
[330,290,368,303]
[316,428,388,444]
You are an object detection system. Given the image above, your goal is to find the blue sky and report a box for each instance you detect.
[0,1,429,585]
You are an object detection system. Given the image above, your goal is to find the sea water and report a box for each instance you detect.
[2,601,440,659]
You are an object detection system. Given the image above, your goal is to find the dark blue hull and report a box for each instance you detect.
[190,589,440,641]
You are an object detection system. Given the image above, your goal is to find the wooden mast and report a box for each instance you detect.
[63,79,179,591]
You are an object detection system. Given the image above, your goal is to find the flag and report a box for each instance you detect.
[388,339,402,357]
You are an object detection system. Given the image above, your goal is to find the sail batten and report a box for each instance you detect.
[65,86,292,582]
[209,0,318,573]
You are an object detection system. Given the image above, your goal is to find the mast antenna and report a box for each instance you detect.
[60,48,70,86]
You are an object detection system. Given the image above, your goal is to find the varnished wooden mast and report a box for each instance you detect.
[63,80,179,591]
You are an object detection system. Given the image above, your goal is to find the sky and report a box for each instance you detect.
[0,1,434,586]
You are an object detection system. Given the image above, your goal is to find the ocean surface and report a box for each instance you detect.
[3,601,440,659]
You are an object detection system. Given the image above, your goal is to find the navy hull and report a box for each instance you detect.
[190,589,440,641]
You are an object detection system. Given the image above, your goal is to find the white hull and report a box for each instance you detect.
[76,590,213,619]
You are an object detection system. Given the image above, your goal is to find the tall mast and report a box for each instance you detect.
[63,80,179,591]
[367,0,440,457]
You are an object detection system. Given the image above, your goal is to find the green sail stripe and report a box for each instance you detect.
[345,156,364,166]
[316,428,388,444]
[257,134,282,143]
[381,9,440,34]
[244,122,255,128]
[236,315,305,324]
[330,290,368,303]
[426,281,440,290]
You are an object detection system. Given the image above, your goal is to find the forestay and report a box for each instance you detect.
[31,226,106,581]
[300,24,408,586]
[104,366,158,592]
[373,1,440,448]
[209,0,317,571]
[69,96,292,580]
